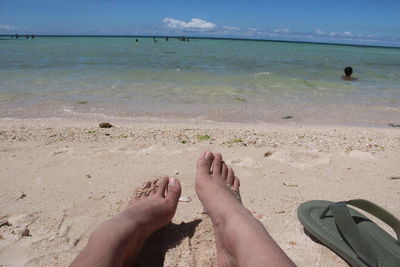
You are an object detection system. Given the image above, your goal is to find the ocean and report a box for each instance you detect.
[1,36,399,126]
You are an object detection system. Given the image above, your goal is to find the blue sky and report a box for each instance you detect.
[1,0,399,46]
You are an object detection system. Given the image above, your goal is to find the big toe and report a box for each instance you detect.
[165,177,181,206]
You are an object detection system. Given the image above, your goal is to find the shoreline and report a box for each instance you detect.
[2,96,400,129]
[1,118,399,266]
[0,114,399,130]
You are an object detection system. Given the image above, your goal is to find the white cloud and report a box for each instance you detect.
[159,18,399,46]
[223,26,240,31]
[0,24,16,31]
[274,28,290,34]
[163,17,216,31]
[342,31,352,37]
[314,29,324,35]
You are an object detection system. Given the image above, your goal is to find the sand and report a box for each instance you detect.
[0,118,399,266]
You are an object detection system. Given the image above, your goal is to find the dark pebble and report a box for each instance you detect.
[264,152,273,157]
[0,221,11,227]
[99,122,113,128]
[21,228,30,237]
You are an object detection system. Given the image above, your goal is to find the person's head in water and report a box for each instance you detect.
[342,66,357,81]
[344,66,353,77]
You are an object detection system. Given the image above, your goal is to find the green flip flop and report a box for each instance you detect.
[297,199,400,267]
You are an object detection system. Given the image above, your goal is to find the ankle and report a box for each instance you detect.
[89,215,140,243]
[209,206,248,232]
[112,210,152,239]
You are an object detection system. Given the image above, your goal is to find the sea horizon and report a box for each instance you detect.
[2,34,400,49]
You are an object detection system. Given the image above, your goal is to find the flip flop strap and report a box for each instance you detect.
[329,202,377,267]
[346,199,400,243]
[320,199,400,267]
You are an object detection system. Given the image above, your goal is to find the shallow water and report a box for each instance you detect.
[1,37,399,126]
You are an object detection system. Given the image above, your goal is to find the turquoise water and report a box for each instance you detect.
[1,37,400,125]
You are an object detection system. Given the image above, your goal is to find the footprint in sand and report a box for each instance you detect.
[111,145,130,152]
[343,150,374,160]
[109,145,136,155]
[138,145,183,156]
[270,150,331,169]
[226,157,257,167]
[139,145,166,153]
[51,147,74,156]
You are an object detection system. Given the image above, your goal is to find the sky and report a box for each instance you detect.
[1,0,400,46]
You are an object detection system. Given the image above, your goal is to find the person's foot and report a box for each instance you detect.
[124,176,181,236]
[195,152,295,267]
[196,152,247,266]
[118,176,181,264]
[71,176,181,267]
[197,152,242,215]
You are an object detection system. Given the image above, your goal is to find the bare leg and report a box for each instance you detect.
[70,176,181,267]
[195,152,295,267]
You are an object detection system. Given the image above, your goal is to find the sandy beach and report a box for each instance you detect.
[0,118,399,266]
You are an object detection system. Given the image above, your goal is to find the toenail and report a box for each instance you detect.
[168,177,176,186]
[205,151,212,159]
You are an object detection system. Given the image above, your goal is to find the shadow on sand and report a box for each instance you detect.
[134,219,202,267]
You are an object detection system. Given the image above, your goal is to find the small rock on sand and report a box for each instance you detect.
[282,116,294,119]
[17,192,26,200]
[264,151,273,157]
[0,220,11,227]
[21,228,30,237]
[99,122,113,128]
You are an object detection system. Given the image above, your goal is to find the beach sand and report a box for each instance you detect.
[0,118,399,266]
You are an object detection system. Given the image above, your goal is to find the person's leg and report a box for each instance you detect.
[196,152,295,267]
[70,176,181,267]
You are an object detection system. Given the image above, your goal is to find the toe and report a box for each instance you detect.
[226,167,234,186]
[233,176,240,192]
[221,162,228,180]
[212,152,223,175]
[196,151,214,177]
[148,179,160,196]
[165,177,181,205]
[157,176,170,197]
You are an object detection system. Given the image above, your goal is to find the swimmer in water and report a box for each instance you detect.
[341,66,357,81]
